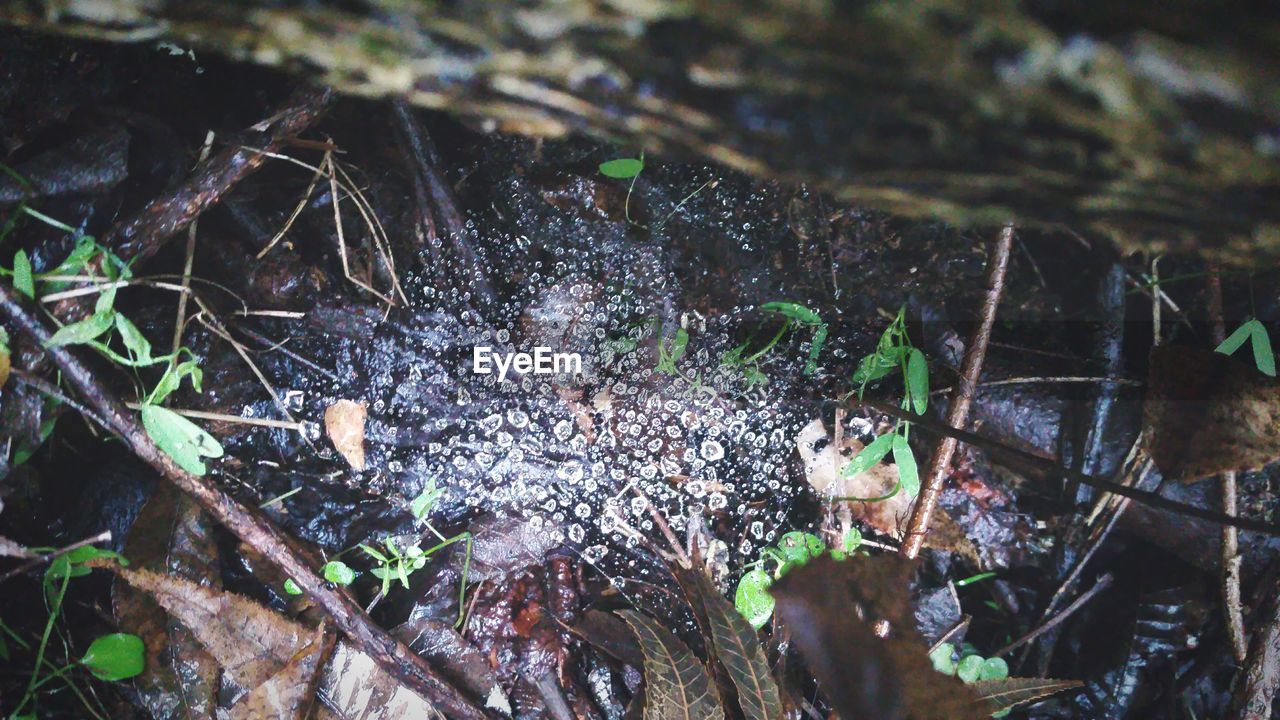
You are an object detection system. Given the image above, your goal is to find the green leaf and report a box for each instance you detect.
[776,531,824,566]
[410,480,444,521]
[930,643,957,675]
[830,527,862,560]
[682,570,784,720]
[140,405,224,475]
[852,346,908,384]
[149,359,203,405]
[323,560,356,586]
[359,543,388,563]
[979,656,1009,681]
[957,654,985,684]
[760,302,822,325]
[13,249,34,299]
[283,578,303,595]
[805,323,827,375]
[45,310,114,347]
[114,314,153,364]
[1251,322,1275,377]
[734,569,775,629]
[657,327,689,374]
[842,432,894,477]
[906,348,929,413]
[80,633,145,681]
[598,157,644,179]
[46,545,126,580]
[617,610,726,720]
[892,433,920,497]
[1215,320,1256,356]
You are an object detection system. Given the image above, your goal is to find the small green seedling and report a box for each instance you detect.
[599,152,644,225]
[1216,318,1276,377]
[411,479,444,522]
[733,527,864,627]
[656,327,689,375]
[283,560,357,596]
[843,306,928,498]
[360,538,428,596]
[760,302,828,375]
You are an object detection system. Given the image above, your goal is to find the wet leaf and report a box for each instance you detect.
[81,633,145,681]
[770,555,987,720]
[13,249,33,299]
[1144,345,1280,481]
[226,625,332,720]
[907,348,929,413]
[891,434,919,497]
[411,480,443,521]
[113,484,220,720]
[599,157,644,179]
[969,677,1082,715]
[45,310,114,347]
[114,314,154,364]
[733,569,774,629]
[141,405,224,476]
[323,560,356,585]
[571,610,646,668]
[683,570,783,720]
[324,399,367,471]
[617,609,725,720]
[842,431,894,477]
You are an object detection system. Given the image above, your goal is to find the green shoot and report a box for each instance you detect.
[599,152,644,225]
[655,327,689,375]
[1216,318,1276,377]
[843,306,928,497]
[411,479,445,521]
[78,634,144,681]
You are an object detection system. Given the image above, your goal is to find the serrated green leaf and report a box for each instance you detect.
[892,433,920,497]
[1251,322,1275,377]
[684,570,783,720]
[323,560,356,586]
[80,633,145,681]
[617,610,725,720]
[970,677,1082,715]
[907,348,929,413]
[13,249,34,299]
[599,157,644,179]
[1215,319,1256,356]
[842,432,894,477]
[45,310,114,347]
[140,405,223,475]
[734,569,775,629]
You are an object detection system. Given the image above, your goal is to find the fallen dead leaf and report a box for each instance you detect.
[797,419,977,561]
[226,624,333,720]
[325,399,367,471]
[1144,345,1280,482]
[102,564,443,719]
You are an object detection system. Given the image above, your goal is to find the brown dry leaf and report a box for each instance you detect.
[617,610,726,720]
[226,624,333,720]
[103,564,442,719]
[970,677,1082,715]
[771,555,987,720]
[0,342,9,389]
[797,419,977,560]
[325,399,367,471]
[1144,345,1280,482]
[113,484,221,720]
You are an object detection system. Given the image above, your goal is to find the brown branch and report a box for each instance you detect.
[1229,574,1280,720]
[899,224,1013,559]
[1208,268,1249,663]
[863,398,1280,536]
[0,284,490,720]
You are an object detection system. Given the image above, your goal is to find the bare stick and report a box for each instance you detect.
[1229,574,1280,720]
[0,530,112,585]
[864,398,1280,536]
[900,224,1012,559]
[0,285,488,720]
[994,573,1113,657]
[1209,269,1249,663]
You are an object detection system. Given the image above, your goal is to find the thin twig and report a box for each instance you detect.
[0,531,112,585]
[0,284,488,720]
[1209,268,1249,663]
[900,224,1013,559]
[995,573,1113,657]
[864,399,1280,536]
[122,402,306,431]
